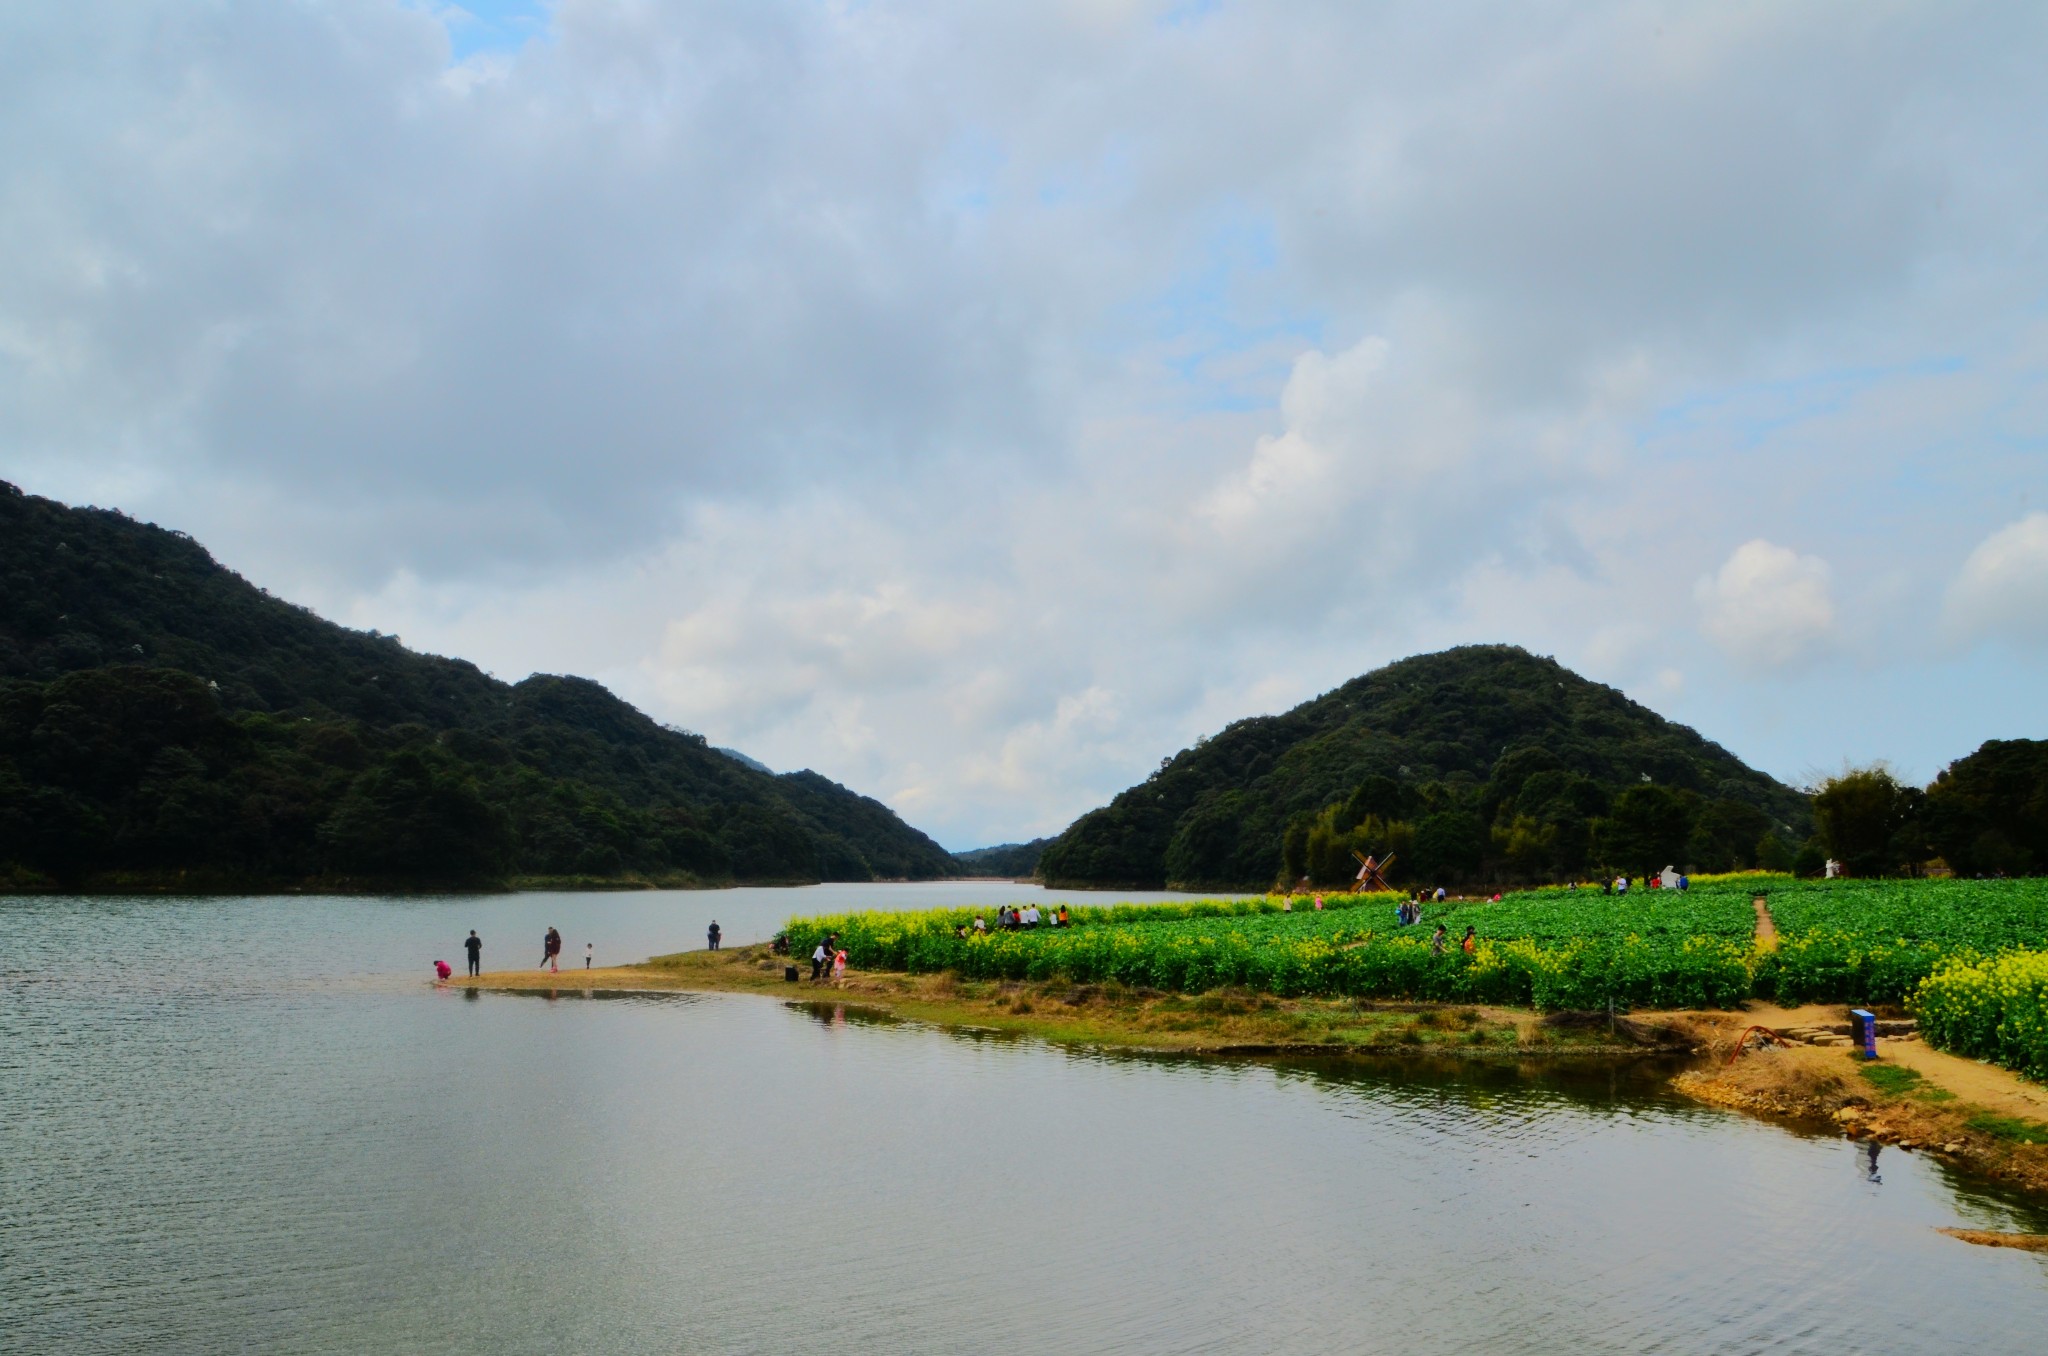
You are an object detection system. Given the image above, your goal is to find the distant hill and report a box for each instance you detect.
[715,746,773,774]
[953,837,1054,878]
[1038,645,1812,891]
[0,481,957,890]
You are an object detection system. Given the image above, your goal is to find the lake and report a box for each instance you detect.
[5,885,2047,1354]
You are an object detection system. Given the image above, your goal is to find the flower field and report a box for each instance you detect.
[1913,949,2048,1082]
[783,875,2048,1043]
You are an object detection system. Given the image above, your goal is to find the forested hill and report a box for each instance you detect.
[0,481,957,889]
[1038,645,1813,891]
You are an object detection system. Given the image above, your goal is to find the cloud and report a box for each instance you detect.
[1695,541,1838,672]
[4,1,2047,844]
[1945,513,2048,646]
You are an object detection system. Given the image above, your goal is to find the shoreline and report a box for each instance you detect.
[461,944,2048,1203]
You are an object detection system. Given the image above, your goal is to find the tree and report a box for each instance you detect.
[1595,786,1695,872]
[1811,765,1922,877]
[1926,739,2048,876]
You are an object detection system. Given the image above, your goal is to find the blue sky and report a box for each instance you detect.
[3,1,2046,847]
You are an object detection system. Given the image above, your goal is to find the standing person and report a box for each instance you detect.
[811,938,828,982]
[464,929,482,978]
[973,915,986,934]
[833,949,848,982]
[707,920,722,951]
[540,927,562,972]
[1432,923,1448,957]
[1462,925,1476,955]
[585,942,593,970]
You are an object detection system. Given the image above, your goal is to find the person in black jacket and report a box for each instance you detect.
[464,930,482,977]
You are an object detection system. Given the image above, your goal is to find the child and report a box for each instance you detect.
[833,949,848,982]
[586,942,594,970]
[433,959,452,980]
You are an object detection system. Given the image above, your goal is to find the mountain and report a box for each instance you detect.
[953,837,1054,878]
[0,481,957,890]
[1037,645,1813,891]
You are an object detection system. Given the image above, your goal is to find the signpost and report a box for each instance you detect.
[1850,1008,1878,1060]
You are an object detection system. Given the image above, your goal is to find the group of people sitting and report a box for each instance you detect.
[957,904,1071,936]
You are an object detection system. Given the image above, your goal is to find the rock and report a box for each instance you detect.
[1944,1142,1965,1154]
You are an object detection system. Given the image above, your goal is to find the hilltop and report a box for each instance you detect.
[0,481,957,890]
[1038,645,1812,890]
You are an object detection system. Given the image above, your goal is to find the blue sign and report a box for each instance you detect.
[1850,1008,1878,1060]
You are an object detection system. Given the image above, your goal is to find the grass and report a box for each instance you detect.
[1858,1063,1925,1096]
[1965,1113,2048,1146]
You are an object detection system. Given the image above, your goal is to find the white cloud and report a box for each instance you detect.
[1945,512,2048,645]
[1695,541,1839,672]
[4,1,2047,844]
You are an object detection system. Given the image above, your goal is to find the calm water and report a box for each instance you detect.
[5,887,2047,1355]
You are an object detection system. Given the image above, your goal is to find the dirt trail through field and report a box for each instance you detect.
[1751,894,1778,949]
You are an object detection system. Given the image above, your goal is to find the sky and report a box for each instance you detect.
[3,1,2046,850]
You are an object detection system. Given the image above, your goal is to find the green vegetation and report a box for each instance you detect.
[784,874,2048,1021]
[1914,948,2048,1083]
[1858,1063,1925,1096]
[0,481,956,889]
[953,837,1054,877]
[1037,645,1812,891]
[1964,1113,2048,1146]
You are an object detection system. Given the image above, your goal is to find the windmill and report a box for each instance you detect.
[1352,850,1395,892]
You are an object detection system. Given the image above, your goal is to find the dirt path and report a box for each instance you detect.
[1752,894,1778,948]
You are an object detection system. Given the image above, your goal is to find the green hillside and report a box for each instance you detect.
[953,837,1054,878]
[0,481,957,890]
[1037,645,1813,891]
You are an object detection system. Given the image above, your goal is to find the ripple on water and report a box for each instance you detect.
[5,891,2048,1355]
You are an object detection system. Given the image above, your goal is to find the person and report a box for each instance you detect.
[1433,886,1446,903]
[1432,923,1448,957]
[833,949,848,982]
[811,939,828,981]
[1677,873,1689,892]
[1057,905,1069,927]
[1282,893,1292,912]
[541,926,561,973]
[707,920,722,951]
[1614,874,1629,896]
[1461,925,1476,955]
[1313,893,1324,911]
[1023,904,1040,928]
[434,959,452,980]
[585,942,593,969]
[973,915,986,934]
[464,929,482,977]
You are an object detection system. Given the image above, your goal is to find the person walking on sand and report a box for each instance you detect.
[707,920,722,951]
[541,926,561,973]
[464,929,483,977]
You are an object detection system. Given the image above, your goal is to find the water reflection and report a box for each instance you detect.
[7,891,2048,1356]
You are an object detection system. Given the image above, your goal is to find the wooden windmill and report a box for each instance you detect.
[1352,850,1395,892]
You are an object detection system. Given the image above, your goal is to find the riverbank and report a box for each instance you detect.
[1673,1004,2048,1199]
[460,943,1707,1056]
[463,944,2048,1202]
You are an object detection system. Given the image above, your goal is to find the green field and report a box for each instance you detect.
[785,874,2048,1080]
[785,874,2048,1023]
